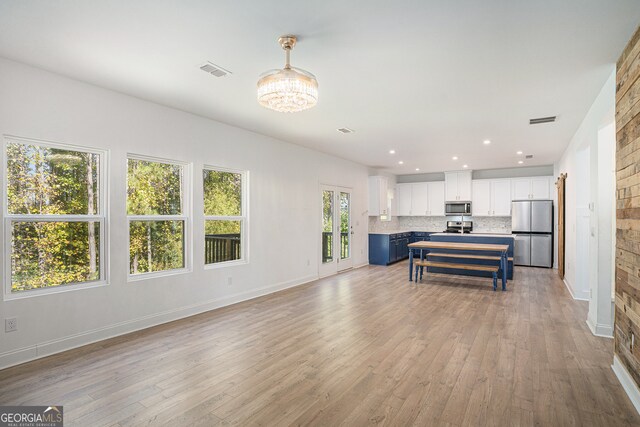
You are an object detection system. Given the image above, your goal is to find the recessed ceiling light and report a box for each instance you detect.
[463,164,468,168]
[452,156,458,160]
[398,161,404,165]
[415,168,420,171]
[518,160,524,164]
[483,140,491,145]
[517,151,523,155]
[389,150,396,154]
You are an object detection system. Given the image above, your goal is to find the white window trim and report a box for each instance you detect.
[2,135,109,300]
[203,165,249,269]
[126,154,192,281]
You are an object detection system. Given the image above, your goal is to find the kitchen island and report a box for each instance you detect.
[368,231,439,265]
[409,233,515,288]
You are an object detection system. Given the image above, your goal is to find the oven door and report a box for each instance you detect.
[445,202,471,216]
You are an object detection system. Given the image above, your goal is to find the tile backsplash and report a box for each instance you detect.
[469,216,512,233]
[368,216,401,232]
[369,216,512,234]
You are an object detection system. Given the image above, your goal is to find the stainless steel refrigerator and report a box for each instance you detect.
[511,200,553,267]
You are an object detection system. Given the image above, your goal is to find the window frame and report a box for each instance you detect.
[203,165,248,269]
[2,135,109,300]
[126,153,192,281]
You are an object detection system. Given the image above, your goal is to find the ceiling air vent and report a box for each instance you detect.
[525,155,533,159]
[200,62,231,77]
[337,128,355,134]
[529,116,556,125]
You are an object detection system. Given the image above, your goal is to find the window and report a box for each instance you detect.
[127,156,189,277]
[4,137,106,296]
[203,167,247,265]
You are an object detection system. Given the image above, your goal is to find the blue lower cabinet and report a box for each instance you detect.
[369,232,430,265]
[389,236,398,263]
[369,234,393,265]
[411,232,432,257]
[397,237,409,260]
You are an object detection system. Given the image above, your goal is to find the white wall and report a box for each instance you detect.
[554,67,616,336]
[0,58,370,368]
[575,147,591,300]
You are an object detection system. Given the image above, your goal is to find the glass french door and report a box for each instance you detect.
[319,185,353,277]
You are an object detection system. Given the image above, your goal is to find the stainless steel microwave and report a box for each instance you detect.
[445,201,471,216]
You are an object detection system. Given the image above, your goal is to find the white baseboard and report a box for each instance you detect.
[586,318,614,338]
[612,354,640,415]
[0,274,318,370]
[563,278,589,301]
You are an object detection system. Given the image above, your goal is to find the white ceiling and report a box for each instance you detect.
[0,1,638,174]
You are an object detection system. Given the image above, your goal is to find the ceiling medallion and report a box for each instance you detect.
[257,35,318,113]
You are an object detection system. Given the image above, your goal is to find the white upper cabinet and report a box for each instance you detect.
[531,177,551,199]
[457,171,472,201]
[472,180,491,216]
[396,183,412,216]
[511,176,552,200]
[395,181,445,216]
[427,181,445,216]
[368,175,389,216]
[511,178,531,200]
[411,183,429,215]
[445,172,458,201]
[491,179,512,216]
[472,179,511,217]
[445,171,472,201]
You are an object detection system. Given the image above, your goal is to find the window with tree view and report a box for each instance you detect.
[127,157,187,276]
[204,168,246,265]
[5,139,105,294]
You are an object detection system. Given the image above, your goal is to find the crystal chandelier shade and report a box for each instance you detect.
[257,36,318,113]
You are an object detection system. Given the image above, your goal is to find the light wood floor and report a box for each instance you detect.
[1,263,639,426]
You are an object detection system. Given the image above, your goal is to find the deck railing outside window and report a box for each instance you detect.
[205,233,241,264]
[322,232,349,262]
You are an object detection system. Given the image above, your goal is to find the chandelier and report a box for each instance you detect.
[257,35,318,113]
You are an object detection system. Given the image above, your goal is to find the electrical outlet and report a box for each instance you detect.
[5,318,17,333]
[226,276,232,286]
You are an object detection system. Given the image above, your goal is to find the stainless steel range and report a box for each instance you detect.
[443,220,473,234]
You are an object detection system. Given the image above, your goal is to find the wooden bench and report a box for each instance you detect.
[414,260,500,291]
